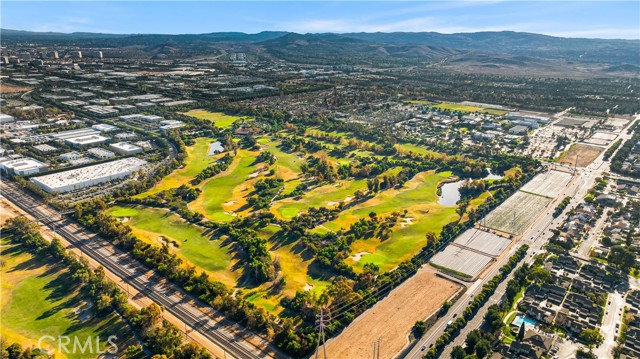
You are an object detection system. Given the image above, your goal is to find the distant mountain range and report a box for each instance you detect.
[2,28,638,70]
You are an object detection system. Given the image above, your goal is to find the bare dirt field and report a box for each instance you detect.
[325,270,460,359]
[0,84,32,94]
[0,198,22,226]
[558,144,604,167]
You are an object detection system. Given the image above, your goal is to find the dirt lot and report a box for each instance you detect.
[558,144,604,167]
[0,198,22,226]
[325,270,461,359]
[0,84,32,94]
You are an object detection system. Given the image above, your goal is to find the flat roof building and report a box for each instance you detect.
[109,142,143,155]
[33,144,57,153]
[60,151,83,161]
[31,157,147,193]
[509,125,530,135]
[92,123,118,132]
[507,112,550,124]
[65,134,110,147]
[52,128,100,140]
[0,113,15,123]
[160,120,184,131]
[118,114,162,122]
[87,147,115,159]
[0,157,48,176]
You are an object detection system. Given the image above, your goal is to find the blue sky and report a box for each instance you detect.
[2,1,639,39]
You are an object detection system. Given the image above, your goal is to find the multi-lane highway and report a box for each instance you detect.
[0,179,283,359]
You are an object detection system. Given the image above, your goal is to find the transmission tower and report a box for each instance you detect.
[372,337,382,359]
[315,309,329,359]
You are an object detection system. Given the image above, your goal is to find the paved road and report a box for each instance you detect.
[423,117,634,359]
[594,290,625,358]
[1,180,283,359]
[437,174,595,359]
[404,172,587,359]
[406,142,616,359]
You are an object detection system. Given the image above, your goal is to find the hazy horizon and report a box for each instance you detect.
[2,1,639,40]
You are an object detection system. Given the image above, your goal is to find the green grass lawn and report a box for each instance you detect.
[242,240,332,314]
[395,143,440,157]
[272,167,403,220]
[302,171,458,271]
[107,205,239,287]
[433,105,506,115]
[404,100,433,105]
[244,228,332,314]
[190,149,260,221]
[139,137,216,197]
[263,138,306,191]
[272,178,369,219]
[315,171,461,271]
[1,239,135,359]
[182,109,249,129]
[482,108,508,115]
[432,102,484,113]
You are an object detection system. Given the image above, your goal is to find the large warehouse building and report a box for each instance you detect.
[0,157,48,175]
[31,158,147,193]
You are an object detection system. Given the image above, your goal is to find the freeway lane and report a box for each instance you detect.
[1,180,282,359]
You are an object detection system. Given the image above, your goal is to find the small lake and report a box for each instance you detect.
[208,141,224,155]
[438,170,503,206]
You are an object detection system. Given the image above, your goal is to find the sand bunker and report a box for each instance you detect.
[400,217,415,228]
[351,251,371,262]
[303,283,314,291]
[158,236,177,248]
[248,170,269,178]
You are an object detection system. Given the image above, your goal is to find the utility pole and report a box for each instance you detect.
[315,309,329,359]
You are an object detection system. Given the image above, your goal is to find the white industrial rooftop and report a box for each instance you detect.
[32,157,147,189]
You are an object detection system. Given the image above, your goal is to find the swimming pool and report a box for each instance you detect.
[512,314,537,327]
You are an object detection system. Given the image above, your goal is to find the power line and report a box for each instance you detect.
[315,308,329,359]
[326,237,453,324]
[372,337,381,359]
[328,233,455,318]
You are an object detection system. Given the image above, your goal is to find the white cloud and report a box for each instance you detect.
[548,28,640,40]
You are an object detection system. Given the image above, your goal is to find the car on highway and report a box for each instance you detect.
[421,345,426,351]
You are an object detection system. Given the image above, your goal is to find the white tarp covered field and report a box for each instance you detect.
[482,191,552,235]
[453,228,512,257]
[520,170,573,198]
[430,246,494,279]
